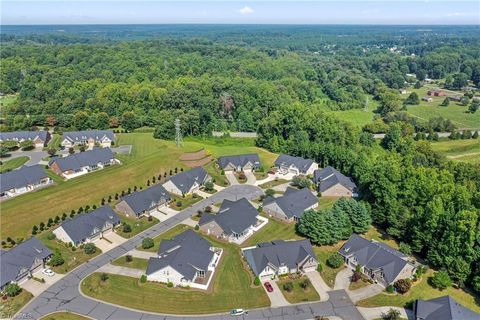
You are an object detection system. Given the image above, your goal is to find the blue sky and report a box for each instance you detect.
[1,1,479,25]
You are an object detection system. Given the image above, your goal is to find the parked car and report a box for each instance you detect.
[42,268,55,277]
[230,309,247,316]
[264,282,274,292]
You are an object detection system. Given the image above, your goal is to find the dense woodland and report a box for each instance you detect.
[1,25,480,293]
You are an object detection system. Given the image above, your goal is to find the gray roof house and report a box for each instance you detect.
[262,187,318,222]
[115,183,172,218]
[339,234,416,287]
[217,154,261,171]
[0,237,52,289]
[0,130,51,147]
[53,206,121,246]
[313,166,357,197]
[61,130,115,148]
[199,198,266,243]
[162,167,210,196]
[146,230,222,289]
[414,296,479,320]
[49,148,117,179]
[0,165,51,197]
[274,154,318,175]
[242,239,318,278]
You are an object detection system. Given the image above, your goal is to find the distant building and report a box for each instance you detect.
[0,165,52,198]
[414,295,479,320]
[217,154,261,172]
[162,167,210,196]
[61,130,114,149]
[449,96,462,102]
[427,90,446,97]
[262,187,318,223]
[0,131,51,148]
[399,89,407,94]
[422,96,433,102]
[116,183,171,218]
[313,166,357,197]
[274,154,318,176]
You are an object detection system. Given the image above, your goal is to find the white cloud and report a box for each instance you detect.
[238,6,254,15]
[446,12,463,17]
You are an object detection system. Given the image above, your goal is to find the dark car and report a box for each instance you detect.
[264,282,274,292]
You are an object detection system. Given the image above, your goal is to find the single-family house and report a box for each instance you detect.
[217,154,261,172]
[61,130,115,148]
[0,131,51,148]
[146,230,222,289]
[427,90,446,97]
[53,206,121,246]
[313,166,357,197]
[199,198,268,244]
[0,237,52,290]
[414,295,479,320]
[242,239,318,279]
[0,165,52,198]
[274,154,318,176]
[338,234,416,287]
[262,187,318,222]
[49,148,118,179]
[116,183,171,218]
[162,167,210,196]
[449,96,462,102]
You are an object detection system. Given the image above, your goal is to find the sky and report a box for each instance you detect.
[1,1,479,25]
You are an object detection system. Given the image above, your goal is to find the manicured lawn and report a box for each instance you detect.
[40,312,91,320]
[1,133,277,240]
[277,277,320,303]
[117,216,159,239]
[430,139,480,164]
[318,196,339,210]
[111,256,149,270]
[258,179,288,189]
[0,156,29,173]
[242,217,302,248]
[38,232,101,274]
[81,229,269,314]
[357,269,480,313]
[363,225,400,250]
[348,275,373,291]
[313,244,345,288]
[204,161,229,186]
[47,134,62,149]
[0,289,33,319]
[137,224,192,252]
[169,194,203,210]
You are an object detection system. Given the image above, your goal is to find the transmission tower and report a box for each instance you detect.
[175,118,183,147]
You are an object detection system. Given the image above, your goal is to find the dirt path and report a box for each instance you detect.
[447,151,480,159]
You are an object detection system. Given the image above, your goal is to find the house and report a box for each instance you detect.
[0,237,52,290]
[338,234,416,287]
[449,96,462,102]
[162,167,210,196]
[427,90,446,97]
[262,187,318,222]
[274,154,318,176]
[61,130,114,148]
[0,131,51,148]
[0,165,52,198]
[49,148,118,179]
[422,96,433,102]
[242,239,318,279]
[313,166,357,197]
[116,183,171,218]
[217,154,261,172]
[146,230,222,289]
[53,206,121,246]
[413,295,479,320]
[199,198,268,244]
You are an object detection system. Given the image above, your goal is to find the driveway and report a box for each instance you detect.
[225,171,239,185]
[305,271,331,302]
[347,284,384,303]
[334,267,353,290]
[152,207,179,222]
[195,190,213,198]
[112,145,132,155]
[244,170,256,185]
[272,182,293,193]
[98,264,145,277]
[1,149,48,166]
[262,280,290,307]
[357,306,413,320]
[95,232,127,253]
[21,272,65,296]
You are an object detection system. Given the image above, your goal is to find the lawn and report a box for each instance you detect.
[204,161,229,187]
[117,216,159,239]
[1,133,277,240]
[348,275,372,291]
[0,156,29,173]
[47,134,62,149]
[40,312,91,320]
[326,96,379,128]
[81,228,269,314]
[38,232,101,273]
[258,178,288,189]
[357,270,480,313]
[430,139,480,164]
[137,224,192,252]
[278,277,320,303]
[363,225,400,250]
[169,194,203,210]
[318,196,339,210]
[313,243,345,288]
[242,217,302,248]
[0,289,33,319]
[111,256,149,270]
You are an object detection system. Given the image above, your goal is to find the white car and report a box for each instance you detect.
[42,268,55,277]
[230,309,247,316]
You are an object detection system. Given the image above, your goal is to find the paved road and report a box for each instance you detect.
[1,149,49,166]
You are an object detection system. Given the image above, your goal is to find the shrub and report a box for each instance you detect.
[394,278,411,294]
[100,273,109,282]
[381,308,401,320]
[430,271,452,290]
[142,237,154,249]
[31,225,38,235]
[47,232,56,240]
[254,276,261,286]
[122,223,132,233]
[300,279,310,289]
[176,201,183,208]
[84,243,97,255]
[316,263,323,273]
[49,250,65,266]
[386,285,395,293]
[204,181,214,192]
[238,172,246,180]
[351,271,362,283]
[265,189,275,197]
[5,283,21,297]
[125,255,133,263]
[194,225,199,230]
[148,215,153,222]
[283,282,293,292]
[205,206,212,213]
[140,275,147,283]
[167,282,173,288]
[327,253,344,268]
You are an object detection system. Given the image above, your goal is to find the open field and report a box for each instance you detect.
[40,312,92,320]
[326,97,379,128]
[0,156,29,173]
[81,228,269,314]
[0,289,33,319]
[278,277,320,303]
[430,139,480,164]
[1,133,277,239]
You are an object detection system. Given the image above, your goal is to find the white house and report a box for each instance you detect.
[274,154,318,176]
[61,130,115,149]
[0,165,52,198]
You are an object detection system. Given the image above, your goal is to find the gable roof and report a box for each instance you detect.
[0,165,48,193]
[263,187,318,219]
[146,230,213,281]
[56,206,120,244]
[313,166,357,193]
[62,130,114,143]
[0,131,49,142]
[1,237,52,288]
[274,154,315,173]
[50,148,115,172]
[415,296,479,320]
[199,198,258,236]
[167,167,208,194]
[339,234,409,284]
[121,183,171,216]
[217,154,261,170]
[243,239,317,276]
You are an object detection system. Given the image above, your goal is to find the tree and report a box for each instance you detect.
[327,253,344,268]
[469,100,479,113]
[283,281,293,292]
[95,112,110,130]
[68,147,75,154]
[31,225,38,235]
[414,81,422,89]
[49,250,65,266]
[204,181,214,192]
[109,116,120,128]
[0,145,9,157]
[20,140,34,151]
[398,242,412,255]
[381,308,401,320]
[450,73,469,89]
[45,115,57,127]
[122,111,138,132]
[73,111,90,130]
[84,243,97,254]
[122,223,132,233]
[394,279,411,294]
[265,188,275,197]
[100,273,109,282]
[5,283,21,297]
[254,276,261,286]
[333,198,371,234]
[440,97,450,106]
[292,176,313,189]
[142,237,154,249]
[404,92,419,105]
[430,271,452,290]
[47,148,57,157]
[1,140,19,150]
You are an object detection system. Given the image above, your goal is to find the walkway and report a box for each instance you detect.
[305,271,331,302]
[334,268,353,290]
[347,284,384,303]
[225,171,239,185]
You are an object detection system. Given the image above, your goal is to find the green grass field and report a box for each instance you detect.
[0,156,29,173]
[278,277,320,303]
[326,97,379,128]
[0,289,33,319]
[117,216,159,239]
[0,94,18,108]
[111,256,149,270]
[429,139,480,164]
[137,224,191,252]
[1,133,277,239]
[40,313,91,320]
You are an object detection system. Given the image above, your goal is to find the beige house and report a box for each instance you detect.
[313,166,357,197]
[217,154,261,172]
[115,184,171,218]
[162,167,210,196]
[61,130,114,148]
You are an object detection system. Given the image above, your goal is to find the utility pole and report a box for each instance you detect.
[175,118,183,148]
